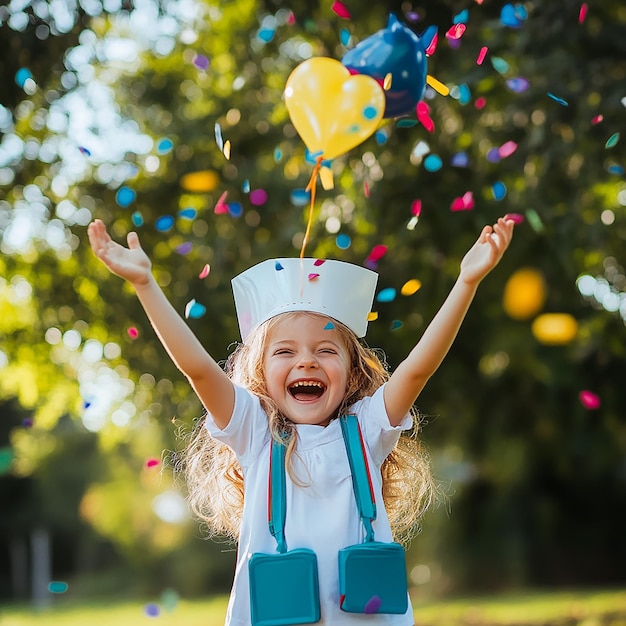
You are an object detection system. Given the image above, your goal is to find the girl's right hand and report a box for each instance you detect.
[87,219,152,286]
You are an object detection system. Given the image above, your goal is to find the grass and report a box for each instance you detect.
[1,589,626,625]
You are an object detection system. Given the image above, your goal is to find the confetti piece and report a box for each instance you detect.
[506,77,530,93]
[498,140,518,158]
[451,191,474,211]
[144,603,160,618]
[336,234,352,249]
[132,211,144,227]
[424,154,443,172]
[525,209,544,233]
[22,417,33,428]
[364,180,370,198]
[155,215,174,231]
[15,67,33,88]
[308,273,320,281]
[411,199,422,217]
[491,181,507,200]
[274,147,282,161]
[242,179,250,193]
[397,119,418,128]
[383,73,392,90]
[314,259,326,266]
[340,28,351,46]
[193,54,209,70]
[475,97,487,109]
[287,11,295,25]
[486,147,501,163]
[377,288,397,303]
[548,92,568,106]
[48,582,68,594]
[591,114,603,125]
[391,320,404,331]
[579,390,600,410]
[128,327,139,339]
[116,186,136,208]
[405,11,420,23]
[426,75,449,96]
[367,311,378,322]
[500,3,526,28]
[249,189,268,205]
[416,101,435,132]
[228,201,243,218]
[451,152,469,167]
[79,146,91,156]
[178,207,197,220]
[223,140,231,159]
[504,213,524,224]
[458,83,471,105]
[476,46,488,65]
[401,279,422,296]
[491,56,509,75]
[364,595,382,614]
[578,3,588,24]
[258,27,275,42]
[453,9,469,24]
[199,264,210,279]
[145,457,160,468]
[214,191,229,214]
[605,133,620,148]
[407,216,419,231]
[157,138,174,154]
[374,129,389,145]
[214,123,223,150]
[175,242,193,255]
[367,244,388,262]
[425,32,438,56]
[331,0,351,19]
[446,23,466,40]
[324,321,335,330]
[290,189,310,206]
[275,261,284,271]
[185,299,206,319]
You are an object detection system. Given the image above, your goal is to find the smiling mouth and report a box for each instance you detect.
[288,380,326,401]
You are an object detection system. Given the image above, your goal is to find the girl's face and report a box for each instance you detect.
[264,313,350,426]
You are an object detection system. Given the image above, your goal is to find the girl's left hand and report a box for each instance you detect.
[459,217,515,285]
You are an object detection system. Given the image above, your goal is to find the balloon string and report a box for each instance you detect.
[300,155,324,259]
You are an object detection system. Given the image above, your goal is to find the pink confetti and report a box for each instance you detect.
[308,273,320,281]
[579,390,600,410]
[249,189,268,206]
[364,180,370,198]
[145,457,160,468]
[331,0,351,19]
[314,259,326,266]
[498,140,518,158]
[199,263,211,279]
[214,191,229,214]
[578,3,588,24]
[504,213,524,224]
[367,244,388,262]
[416,101,435,133]
[364,596,382,614]
[591,114,603,125]
[450,191,474,212]
[127,327,139,339]
[287,10,295,25]
[411,199,422,217]
[475,97,486,109]
[425,32,438,56]
[446,23,466,40]
[476,46,488,65]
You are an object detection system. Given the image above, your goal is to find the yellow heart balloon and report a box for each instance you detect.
[284,57,385,161]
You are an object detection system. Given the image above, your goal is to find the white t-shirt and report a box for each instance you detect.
[205,383,414,626]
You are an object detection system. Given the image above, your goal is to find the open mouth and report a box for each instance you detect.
[288,380,327,401]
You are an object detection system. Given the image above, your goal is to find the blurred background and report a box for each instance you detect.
[1,0,625,623]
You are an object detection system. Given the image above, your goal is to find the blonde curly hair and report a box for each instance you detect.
[182,311,435,545]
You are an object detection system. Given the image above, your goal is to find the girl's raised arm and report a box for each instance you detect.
[88,219,235,429]
[384,217,514,426]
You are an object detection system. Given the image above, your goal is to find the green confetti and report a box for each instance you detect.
[605,133,620,149]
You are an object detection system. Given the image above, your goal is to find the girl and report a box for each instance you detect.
[88,216,514,625]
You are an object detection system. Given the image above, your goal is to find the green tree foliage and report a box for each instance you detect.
[1,0,625,597]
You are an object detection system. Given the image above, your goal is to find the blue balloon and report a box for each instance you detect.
[342,14,436,119]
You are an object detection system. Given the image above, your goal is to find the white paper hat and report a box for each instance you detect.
[232,258,378,339]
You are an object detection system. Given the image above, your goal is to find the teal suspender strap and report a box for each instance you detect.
[267,439,288,554]
[340,414,377,542]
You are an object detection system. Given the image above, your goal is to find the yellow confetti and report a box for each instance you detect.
[401,279,422,296]
[367,311,379,322]
[426,74,449,96]
[223,140,231,160]
[383,73,392,90]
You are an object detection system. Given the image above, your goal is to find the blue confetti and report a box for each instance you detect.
[155,215,175,232]
[275,261,284,271]
[131,211,144,227]
[324,322,335,330]
[178,207,197,220]
[548,92,568,106]
[228,201,243,218]
[451,152,469,167]
[156,138,174,154]
[491,181,507,200]
[15,67,33,88]
[340,28,351,46]
[336,234,351,250]
[376,288,397,303]
[290,189,310,206]
[115,186,136,208]
[423,154,443,172]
